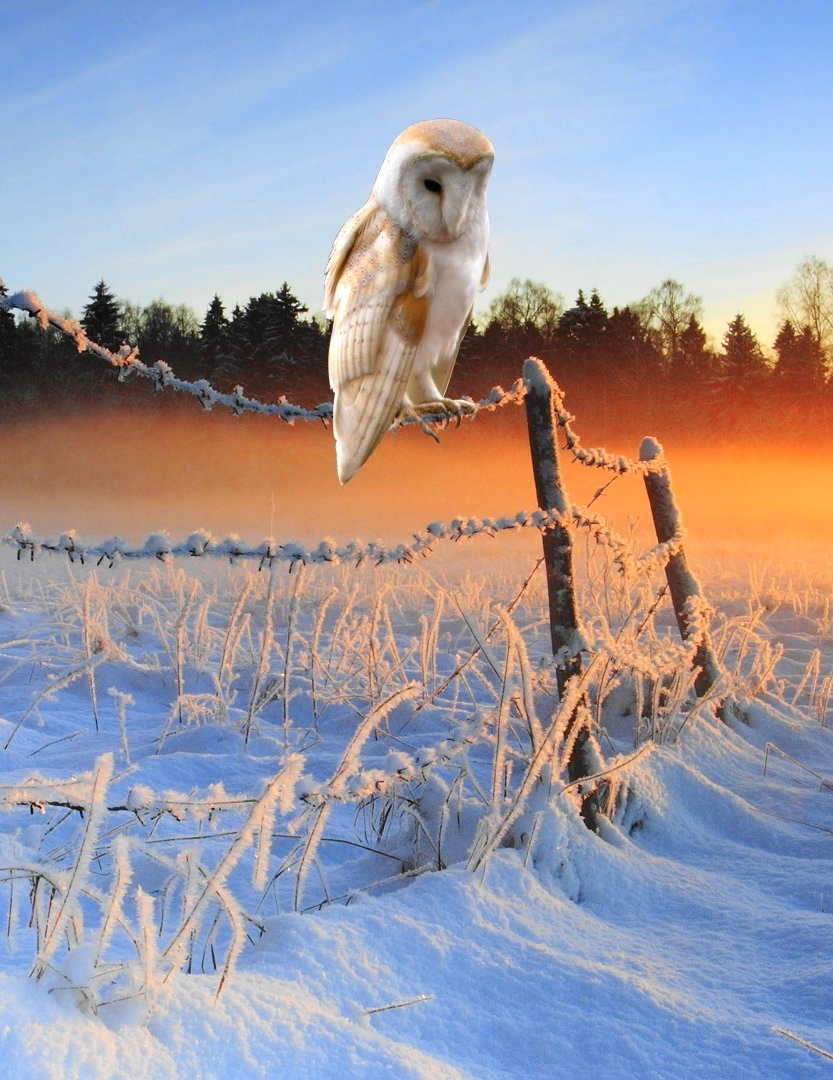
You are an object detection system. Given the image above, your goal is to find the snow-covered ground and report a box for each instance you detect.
[0,530,831,1079]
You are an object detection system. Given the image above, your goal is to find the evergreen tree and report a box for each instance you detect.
[221,284,313,388]
[81,280,122,349]
[604,304,663,385]
[774,319,826,392]
[0,281,19,370]
[773,319,797,368]
[219,304,250,379]
[673,314,715,383]
[555,288,608,370]
[720,314,768,390]
[265,282,308,359]
[200,295,229,367]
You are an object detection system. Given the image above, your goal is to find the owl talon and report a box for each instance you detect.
[399,406,442,441]
[410,398,477,427]
[444,397,477,426]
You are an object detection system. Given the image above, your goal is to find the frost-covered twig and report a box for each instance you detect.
[773,1027,833,1062]
[364,994,434,1015]
[160,756,303,984]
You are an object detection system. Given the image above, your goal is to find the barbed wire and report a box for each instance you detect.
[0,286,677,581]
[2,288,667,475]
[1,508,683,573]
[0,289,525,423]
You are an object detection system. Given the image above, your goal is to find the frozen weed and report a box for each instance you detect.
[0,528,804,1009]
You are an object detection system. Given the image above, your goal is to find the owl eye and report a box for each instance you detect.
[423,178,442,194]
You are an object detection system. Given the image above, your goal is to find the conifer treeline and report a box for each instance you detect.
[1,258,831,439]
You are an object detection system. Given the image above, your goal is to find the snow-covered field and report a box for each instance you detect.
[0,525,831,1079]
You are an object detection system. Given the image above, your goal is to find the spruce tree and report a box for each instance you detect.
[81,280,122,350]
[721,314,767,389]
[0,281,19,370]
[774,319,826,392]
[673,314,714,383]
[200,295,229,364]
[556,289,608,370]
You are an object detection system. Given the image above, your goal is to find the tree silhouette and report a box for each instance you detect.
[81,280,122,350]
[672,314,714,383]
[482,278,563,361]
[556,289,608,373]
[4,265,832,438]
[720,314,768,390]
[641,278,704,365]
[776,255,833,359]
[135,300,200,364]
[604,304,663,388]
[0,281,18,371]
[200,295,230,378]
[774,319,826,394]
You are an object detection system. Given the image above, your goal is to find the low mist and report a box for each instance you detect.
[2,402,831,563]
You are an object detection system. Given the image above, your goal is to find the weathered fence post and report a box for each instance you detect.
[523,358,600,825]
[639,437,724,708]
[522,358,583,692]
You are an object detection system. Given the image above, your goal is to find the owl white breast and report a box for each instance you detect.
[325,119,494,484]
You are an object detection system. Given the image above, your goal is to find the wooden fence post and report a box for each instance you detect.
[522,358,583,692]
[639,437,724,707]
[523,358,600,826]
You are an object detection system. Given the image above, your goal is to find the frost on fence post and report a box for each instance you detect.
[522,358,583,687]
[639,437,724,707]
[523,358,600,827]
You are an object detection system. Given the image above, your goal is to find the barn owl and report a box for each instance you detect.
[325,119,494,484]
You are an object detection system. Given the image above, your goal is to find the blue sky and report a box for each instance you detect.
[4,0,832,350]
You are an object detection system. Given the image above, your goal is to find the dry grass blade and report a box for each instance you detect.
[32,753,113,979]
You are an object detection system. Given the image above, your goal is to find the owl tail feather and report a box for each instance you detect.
[333,375,404,484]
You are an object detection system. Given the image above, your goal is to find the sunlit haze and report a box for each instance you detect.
[4,405,833,574]
[4,0,833,349]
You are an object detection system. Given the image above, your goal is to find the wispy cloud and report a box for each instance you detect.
[4,0,832,344]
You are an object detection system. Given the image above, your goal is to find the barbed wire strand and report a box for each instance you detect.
[0,286,676,574]
[1,507,684,574]
[2,290,665,478]
[0,290,525,423]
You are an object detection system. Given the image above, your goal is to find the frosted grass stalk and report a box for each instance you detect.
[282,563,306,741]
[161,755,303,975]
[293,684,419,910]
[33,753,114,979]
[244,569,277,747]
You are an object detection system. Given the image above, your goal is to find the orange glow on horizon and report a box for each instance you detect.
[1,404,832,564]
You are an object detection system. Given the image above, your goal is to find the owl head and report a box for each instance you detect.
[371,118,494,243]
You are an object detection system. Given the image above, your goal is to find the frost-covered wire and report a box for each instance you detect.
[522,356,666,478]
[1,504,683,572]
[3,290,670,470]
[0,289,525,423]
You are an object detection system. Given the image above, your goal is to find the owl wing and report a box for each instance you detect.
[325,202,431,484]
